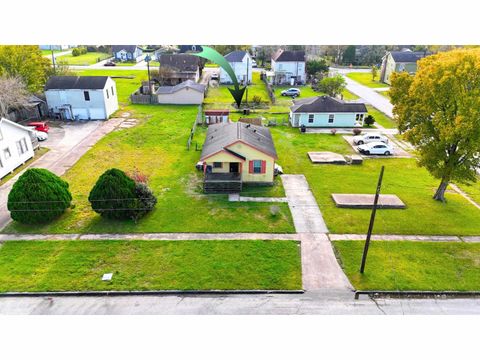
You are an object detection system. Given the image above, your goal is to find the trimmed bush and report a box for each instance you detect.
[132,182,157,221]
[364,115,375,127]
[7,168,72,224]
[353,128,362,135]
[88,168,137,220]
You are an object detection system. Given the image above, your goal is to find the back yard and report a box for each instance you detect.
[56,52,111,65]
[334,241,480,291]
[0,240,302,291]
[346,72,387,88]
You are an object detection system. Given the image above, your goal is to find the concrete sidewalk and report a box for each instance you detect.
[329,234,480,242]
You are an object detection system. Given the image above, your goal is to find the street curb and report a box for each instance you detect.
[354,290,480,300]
[0,289,305,297]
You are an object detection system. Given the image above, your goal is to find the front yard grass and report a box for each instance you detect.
[346,72,388,89]
[270,127,480,235]
[4,105,294,234]
[0,240,302,291]
[333,241,480,291]
[366,105,396,129]
[57,52,111,65]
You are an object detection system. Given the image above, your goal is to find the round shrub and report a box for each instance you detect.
[353,128,362,135]
[88,168,137,220]
[364,115,375,127]
[7,168,72,224]
[131,182,157,221]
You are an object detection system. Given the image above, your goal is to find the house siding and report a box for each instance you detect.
[157,87,204,104]
[271,59,306,84]
[0,120,34,179]
[219,53,253,84]
[290,111,365,127]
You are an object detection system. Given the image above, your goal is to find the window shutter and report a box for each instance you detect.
[249,161,254,174]
[261,160,266,174]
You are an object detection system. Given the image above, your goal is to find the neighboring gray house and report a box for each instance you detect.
[271,49,306,85]
[112,45,143,62]
[289,96,367,128]
[155,80,205,104]
[380,49,429,84]
[220,50,252,84]
[45,76,119,120]
[159,54,201,85]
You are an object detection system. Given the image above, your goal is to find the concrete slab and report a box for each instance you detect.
[308,151,347,164]
[331,194,406,209]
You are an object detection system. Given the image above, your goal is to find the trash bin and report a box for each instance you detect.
[301,125,306,133]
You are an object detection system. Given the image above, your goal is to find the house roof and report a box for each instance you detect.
[45,76,110,90]
[205,110,230,116]
[160,54,200,72]
[112,45,140,53]
[272,49,305,62]
[389,50,429,63]
[201,122,277,161]
[291,96,367,113]
[0,117,34,134]
[155,80,205,94]
[224,50,248,62]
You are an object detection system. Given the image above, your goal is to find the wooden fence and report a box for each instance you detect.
[187,105,203,150]
[130,93,159,104]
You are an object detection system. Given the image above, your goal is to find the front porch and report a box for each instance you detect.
[204,172,242,193]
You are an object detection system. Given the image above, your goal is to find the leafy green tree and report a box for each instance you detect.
[8,168,72,224]
[306,59,329,77]
[371,65,378,81]
[317,75,346,97]
[390,48,480,202]
[0,46,51,93]
[88,168,137,220]
[342,45,356,65]
[364,114,375,127]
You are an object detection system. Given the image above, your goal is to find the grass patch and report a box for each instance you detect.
[334,241,480,291]
[367,105,396,129]
[0,147,49,185]
[41,49,64,55]
[57,52,111,65]
[0,240,302,291]
[4,105,294,234]
[270,127,480,235]
[346,72,388,88]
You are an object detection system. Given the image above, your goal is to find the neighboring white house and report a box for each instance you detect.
[220,50,252,85]
[112,45,143,62]
[45,76,119,120]
[0,118,35,179]
[39,45,73,51]
[289,96,367,128]
[271,49,306,85]
[155,80,206,105]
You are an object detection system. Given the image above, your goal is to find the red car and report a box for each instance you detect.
[27,121,49,133]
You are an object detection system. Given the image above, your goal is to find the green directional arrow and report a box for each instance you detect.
[193,46,246,108]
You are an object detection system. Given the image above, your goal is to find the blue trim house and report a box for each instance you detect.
[289,96,367,128]
[112,45,143,62]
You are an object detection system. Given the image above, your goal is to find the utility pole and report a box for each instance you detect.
[359,165,385,274]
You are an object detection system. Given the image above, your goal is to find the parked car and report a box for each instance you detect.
[353,132,388,145]
[26,127,48,141]
[357,142,394,156]
[27,121,49,133]
[251,59,257,68]
[281,88,300,97]
[104,61,116,67]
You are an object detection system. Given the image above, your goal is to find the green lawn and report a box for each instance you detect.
[4,105,294,234]
[346,72,388,88]
[270,127,480,235]
[204,72,270,107]
[73,69,148,105]
[57,52,111,65]
[0,240,302,291]
[366,105,397,129]
[41,49,64,55]
[334,241,480,291]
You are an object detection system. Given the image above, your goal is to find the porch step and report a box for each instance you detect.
[204,181,242,194]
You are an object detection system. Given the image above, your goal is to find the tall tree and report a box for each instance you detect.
[317,75,346,97]
[371,65,378,81]
[390,48,480,202]
[0,75,30,118]
[0,46,51,93]
[306,59,329,77]
[342,45,356,65]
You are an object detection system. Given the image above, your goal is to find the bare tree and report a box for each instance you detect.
[0,75,30,119]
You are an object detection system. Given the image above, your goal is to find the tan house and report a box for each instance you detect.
[200,122,278,193]
[380,49,429,84]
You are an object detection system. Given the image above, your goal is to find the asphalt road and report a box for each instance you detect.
[1,290,480,314]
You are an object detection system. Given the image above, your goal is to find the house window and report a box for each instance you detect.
[308,114,314,123]
[16,138,28,155]
[356,114,364,121]
[328,114,335,123]
[111,86,115,96]
[4,147,11,159]
[213,162,222,168]
[84,91,90,101]
[253,160,262,174]
[106,89,109,99]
